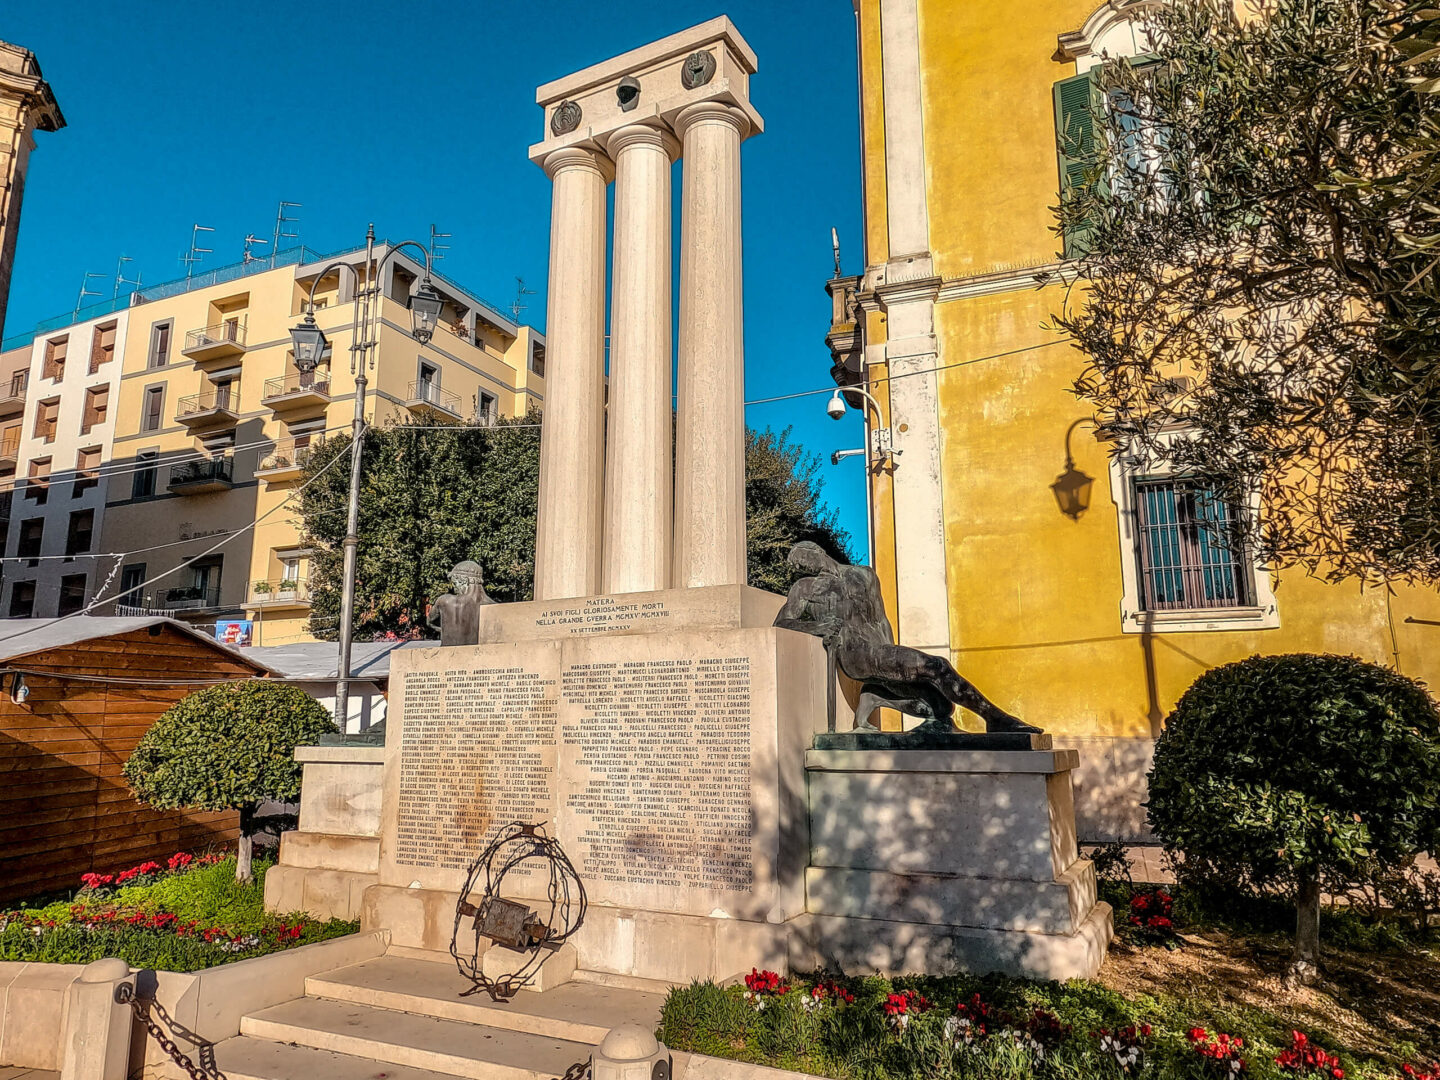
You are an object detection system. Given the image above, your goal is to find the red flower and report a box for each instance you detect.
[167,852,194,871]
[1276,1031,1345,1079]
[742,969,788,996]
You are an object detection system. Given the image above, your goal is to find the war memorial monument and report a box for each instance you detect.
[266,16,1113,990]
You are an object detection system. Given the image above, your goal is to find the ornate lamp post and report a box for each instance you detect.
[288,224,440,736]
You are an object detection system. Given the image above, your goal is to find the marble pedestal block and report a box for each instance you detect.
[365,589,826,986]
[264,745,385,921]
[797,749,1112,981]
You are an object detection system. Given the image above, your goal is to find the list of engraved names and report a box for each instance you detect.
[395,666,557,870]
[561,656,753,891]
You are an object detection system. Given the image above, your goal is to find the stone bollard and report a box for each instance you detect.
[593,1024,672,1080]
[60,957,135,1080]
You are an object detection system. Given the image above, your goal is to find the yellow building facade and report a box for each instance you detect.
[98,246,544,646]
[835,0,1440,839]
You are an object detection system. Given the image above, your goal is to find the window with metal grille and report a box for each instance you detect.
[1133,478,1252,611]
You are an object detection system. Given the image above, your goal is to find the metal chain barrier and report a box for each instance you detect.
[554,1056,593,1080]
[116,982,226,1080]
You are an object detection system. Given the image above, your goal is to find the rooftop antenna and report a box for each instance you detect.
[831,226,842,278]
[242,234,270,264]
[511,277,537,322]
[429,224,451,263]
[113,255,142,299]
[181,224,214,280]
[74,271,107,318]
[271,200,301,267]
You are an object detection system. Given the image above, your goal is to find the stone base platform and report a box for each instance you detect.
[813,730,1052,751]
[802,747,1112,980]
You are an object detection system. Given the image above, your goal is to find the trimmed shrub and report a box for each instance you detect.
[123,681,337,881]
[1147,653,1440,978]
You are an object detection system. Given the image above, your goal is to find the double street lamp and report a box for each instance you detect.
[289,224,444,735]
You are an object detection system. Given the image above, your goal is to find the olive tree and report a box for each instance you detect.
[123,681,338,882]
[1052,0,1440,583]
[1147,653,1440,982]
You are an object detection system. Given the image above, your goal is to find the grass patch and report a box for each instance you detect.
[1,854,357,973]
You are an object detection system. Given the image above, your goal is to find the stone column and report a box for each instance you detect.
[674,103,750,589]
[534,146,613,601]
[602,124,679,594]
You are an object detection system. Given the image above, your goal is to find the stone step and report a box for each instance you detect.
[306,954,668,1045]
[240,996,592,1080]
[192,1035,472,1080]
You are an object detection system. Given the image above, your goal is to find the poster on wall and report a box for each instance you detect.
[215,620,253,647]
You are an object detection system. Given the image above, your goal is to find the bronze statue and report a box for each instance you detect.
[428,561,497,646]
[774,542,1039,735]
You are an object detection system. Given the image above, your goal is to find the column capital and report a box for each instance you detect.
[603,122,681,162]
[542,145,615,183]
[673,101,750,141]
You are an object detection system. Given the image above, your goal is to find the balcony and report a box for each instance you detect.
[181,321,247,364]
[256,437,314,483]
[262,371,331,412]
[0,429,18,468]
[158,583,224,612]
[0,382,26,419]
[176,388,240,429]
[167,455,234,494]
[403,380,461,419]
[248,578,311,610]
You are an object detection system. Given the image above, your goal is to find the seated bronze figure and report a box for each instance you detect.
[774,542,1039,735]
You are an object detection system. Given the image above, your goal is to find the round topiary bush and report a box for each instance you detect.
[124,680,338,881]
[1148,653,1440,979]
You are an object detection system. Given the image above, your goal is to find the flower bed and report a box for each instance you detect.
[659,971,1438,1080]
[1,850,356,973]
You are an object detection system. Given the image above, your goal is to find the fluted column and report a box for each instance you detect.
[534,146,613,601]
[673,103,750,589]
[602,124,680,594]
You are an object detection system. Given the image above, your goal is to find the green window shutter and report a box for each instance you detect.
[1054,70,1101,259]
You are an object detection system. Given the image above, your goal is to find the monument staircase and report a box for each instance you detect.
[165,949,668,1080]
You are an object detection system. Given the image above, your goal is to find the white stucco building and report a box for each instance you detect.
[2,309,129,617]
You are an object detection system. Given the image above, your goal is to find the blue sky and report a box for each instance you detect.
[2,1,871,559]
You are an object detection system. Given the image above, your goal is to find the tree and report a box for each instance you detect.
[123,681,338,882]
[1147,653,1440,983]
[298,419,851,639]
[1051,0,1440,583]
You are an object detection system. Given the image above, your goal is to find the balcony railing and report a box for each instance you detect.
[0,381,25,418]
[182,321,248,362]
[256,437,314,480]
[404,380,460,416]
[168,455,234,492]
[176,388,240,425]
[262,371,331,408]
[249,578,311,607]
[158,583,224,611]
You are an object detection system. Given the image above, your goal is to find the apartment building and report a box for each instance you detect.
[0,310,128,617]
[96,244,545,645]
[0,343,31,559]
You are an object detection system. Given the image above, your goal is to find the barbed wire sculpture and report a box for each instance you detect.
[450,821,587,1000]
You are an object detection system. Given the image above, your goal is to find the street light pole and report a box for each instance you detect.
[290,225,445,736]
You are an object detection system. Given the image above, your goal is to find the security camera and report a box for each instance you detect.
[826,391,847,420]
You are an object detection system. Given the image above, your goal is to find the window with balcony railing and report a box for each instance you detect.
[168,455,234,487]
[259,435,314,474]
[0,427,20,459]
[184,321,248,352]
[263,371,331,401]
[176,386,237,419]
[407,379,459,412]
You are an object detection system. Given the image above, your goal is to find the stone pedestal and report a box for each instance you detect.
[796,749,1112,980]
[362,586,825,985]
[264,745,384,921]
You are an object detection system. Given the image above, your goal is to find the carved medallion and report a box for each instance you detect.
[681,50,716,89]
[550,100,582,136]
